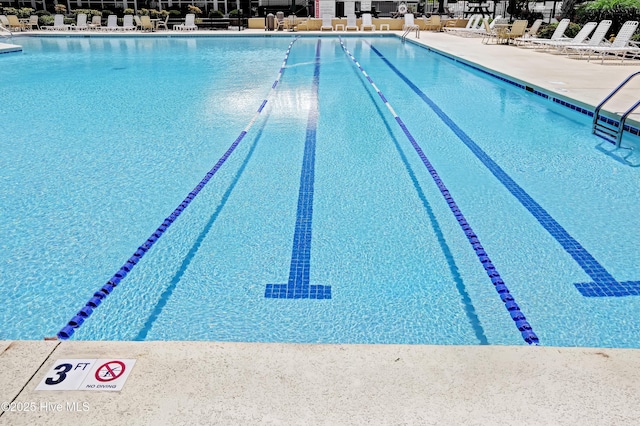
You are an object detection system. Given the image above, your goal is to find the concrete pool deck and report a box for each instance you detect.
[2,30,639,425]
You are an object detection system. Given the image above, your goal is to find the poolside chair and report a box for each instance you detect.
[525,18,571,47]
[566,20,640,64]
[7,15,26,31]
[173,13,197,31]
[122,15,136,31]
[0,15,9,30]
[320,14,333,31]
[361,13,375,31]
[155,14,169,31]
[559,20,612,55]
[102,15,121,31]
[345,14,358,31]
[26,15,40,30]
[529,21,597,51]
[275,12,286,31]
[513,18,543,46]
[140,15,155,32]
[423,15,441,31]
[75,13,89,31]
[444,14,479,36]
[403,13,418,31]
[481,19,500,44]
[496,20,528,44]
[45,14,73,31]
[89,15,102,30]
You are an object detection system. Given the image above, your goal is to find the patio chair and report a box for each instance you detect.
[0,15,9,29]
[566,20,640,64]
[559,20,612,54]
[275,12,286,31]
[173,13,197,31]
[481,19,500,44]
[26,15,40,30]
[529,21,597,50]
[75,13,89,30]
[89,15,102,30]
[423,14,441,31]
[320,14,333,31]
[122,15,136,31]
[525,18,571,47]
[140,15,155,32]
[45,14,73,31]
[102,15,122,31]
[155,14,169,31]
[444,14,479,36]
[403,13,419,32]
[496,20,528,44]
[345,14,358,31]
[7,15,26,31]
[360,13,375,31]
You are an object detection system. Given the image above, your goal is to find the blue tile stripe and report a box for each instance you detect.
[265,40,331,300]
[55,37,302,340]
[368,43,640,299]
[340,38,539,345]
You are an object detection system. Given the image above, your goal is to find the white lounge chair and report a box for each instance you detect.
[320,14,333,31]
[361,13,375,31]
[525,19,571,47]
[559,20,612,54]
[531,21,597,51]
[103,15,121,31]
[567,20,640,64]
[0,15,9,29]
[445,15,480,36]
[345,14,358,31]
[45,14,73,31]
[174,13,197,31]
[122,15,136,31]
[75,13,89,30]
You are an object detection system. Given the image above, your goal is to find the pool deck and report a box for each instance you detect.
[2,29,640,425]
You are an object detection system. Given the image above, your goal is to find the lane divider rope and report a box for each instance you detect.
[55,37,300,340]
[338,37,539,345]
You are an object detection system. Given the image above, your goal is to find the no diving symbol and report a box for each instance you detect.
[95,361,126,382]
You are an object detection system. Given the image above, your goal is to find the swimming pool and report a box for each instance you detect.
[1,35,639,347]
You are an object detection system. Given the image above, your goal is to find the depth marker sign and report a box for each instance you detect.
[36,359,136,392]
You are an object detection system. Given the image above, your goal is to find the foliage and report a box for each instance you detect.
[71,9,102,19]
[54,4,66,14]
[40,15,55,26]
[209,10,224,18]
[124,8,135,15]
[168,10,182,17]
[187,5,202,16]
[537,21,582,38]
[575,0,640,34]
[228,9,240,17]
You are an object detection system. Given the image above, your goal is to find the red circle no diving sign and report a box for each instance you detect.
[95,360,126,382]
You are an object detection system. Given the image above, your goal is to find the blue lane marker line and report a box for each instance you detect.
[265,39,331,300]
[339,38,538,345]
[368,43,640,299]
[56,38,301,340]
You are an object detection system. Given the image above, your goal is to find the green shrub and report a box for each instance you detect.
[537,22,582,38]
[124,8,135,15]
[575,0,640,35]
[209,10,224,18]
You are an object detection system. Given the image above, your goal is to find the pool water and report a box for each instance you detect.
[1,36,639,347]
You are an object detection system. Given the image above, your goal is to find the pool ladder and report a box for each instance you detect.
[401,25,420,41]
[592,70,640,147]
[0,24,13,40]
